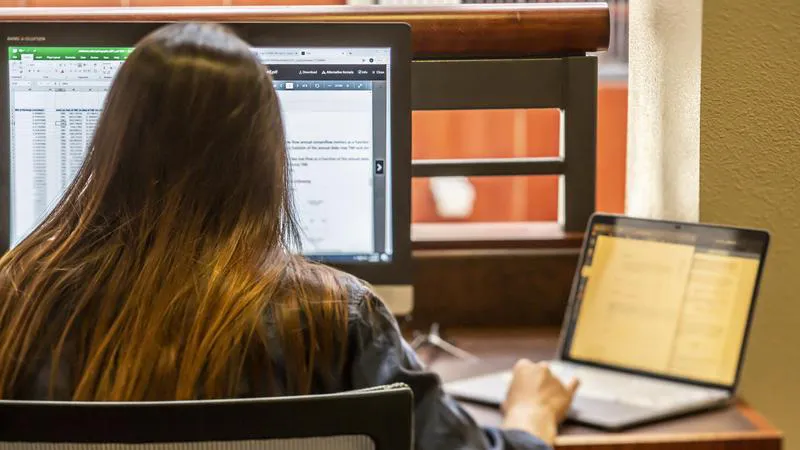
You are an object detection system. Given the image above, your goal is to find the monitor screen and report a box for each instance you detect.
[565,218,767,387]
[7,45,392,264]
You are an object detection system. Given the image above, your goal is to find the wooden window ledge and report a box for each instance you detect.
[412,221,584,251]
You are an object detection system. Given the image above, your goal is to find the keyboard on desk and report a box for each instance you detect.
[547,360,729,410]
[445,361,730,417]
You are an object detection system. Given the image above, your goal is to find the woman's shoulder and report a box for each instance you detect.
[324,268,386,320]
[282,259,386,318]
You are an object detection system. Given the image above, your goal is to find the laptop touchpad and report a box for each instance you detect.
[570,395,656,429]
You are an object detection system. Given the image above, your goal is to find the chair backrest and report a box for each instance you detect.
[0,384,414,450]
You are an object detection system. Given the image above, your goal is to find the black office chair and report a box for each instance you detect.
[0,384,413,450]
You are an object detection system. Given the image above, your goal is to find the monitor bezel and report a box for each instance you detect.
[556,213,770,393]
[0,21,412,286]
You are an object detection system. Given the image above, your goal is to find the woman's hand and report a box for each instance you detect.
[501,359,579,445]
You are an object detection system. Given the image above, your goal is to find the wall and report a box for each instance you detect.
[625,0,702,221]
[699,0,800,447]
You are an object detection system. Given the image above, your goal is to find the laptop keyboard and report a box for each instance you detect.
[546,362,729,410]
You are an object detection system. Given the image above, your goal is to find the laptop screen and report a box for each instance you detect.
[564,216,768,387]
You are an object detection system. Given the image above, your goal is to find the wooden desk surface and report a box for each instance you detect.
[421,329,782,450]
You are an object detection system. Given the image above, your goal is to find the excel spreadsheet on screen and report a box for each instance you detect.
[7,45,393,264]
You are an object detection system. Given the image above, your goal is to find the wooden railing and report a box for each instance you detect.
[0,4,610,326]
[0,4,609,58]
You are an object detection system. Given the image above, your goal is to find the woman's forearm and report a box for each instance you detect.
[502,406,559,446]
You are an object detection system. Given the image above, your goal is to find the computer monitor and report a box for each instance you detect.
[0,22,413,315]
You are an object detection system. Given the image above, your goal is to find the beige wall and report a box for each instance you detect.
[700,0,800,447]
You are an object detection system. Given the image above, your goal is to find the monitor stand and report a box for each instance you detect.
[373,287,476,361]
[410,323,478,361]
[374,285,414,317]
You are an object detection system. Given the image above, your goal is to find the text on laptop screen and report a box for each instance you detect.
[8,46,392,264]
[567,222,763,385]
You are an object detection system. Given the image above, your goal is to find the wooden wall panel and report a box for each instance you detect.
[408,249,580,328]
[595,80,628,214]
[524,108,560,221]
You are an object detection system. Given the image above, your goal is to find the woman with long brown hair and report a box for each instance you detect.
[0,23,576,449]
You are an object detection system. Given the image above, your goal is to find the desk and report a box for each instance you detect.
[423,329,782,450]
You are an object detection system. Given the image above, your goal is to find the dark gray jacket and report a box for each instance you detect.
[341,283,552,450]
[21,279,550,450]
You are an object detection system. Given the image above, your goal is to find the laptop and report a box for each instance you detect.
[444,214,770,430]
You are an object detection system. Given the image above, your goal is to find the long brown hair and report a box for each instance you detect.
[0,23,351,400]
